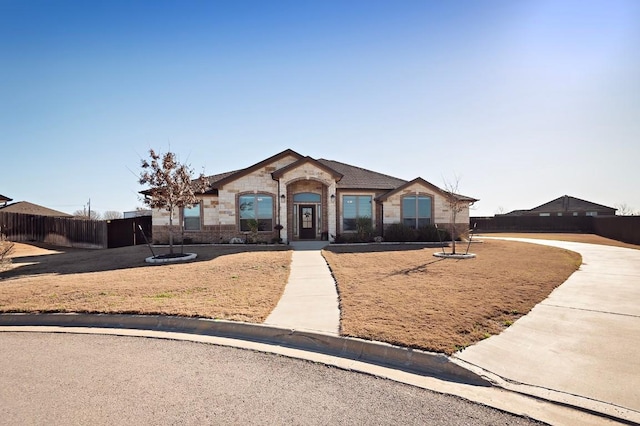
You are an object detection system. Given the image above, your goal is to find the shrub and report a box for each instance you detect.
[417,225,450,242]
[383,223,416,242]
[383,223,451,242]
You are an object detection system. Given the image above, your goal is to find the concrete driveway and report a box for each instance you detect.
[453,238,640,423]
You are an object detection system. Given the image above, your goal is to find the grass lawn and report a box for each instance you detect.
[3,234,612,355]
[324,239,582,355]
[1,244,291,322]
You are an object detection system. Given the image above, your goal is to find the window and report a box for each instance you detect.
[402,195,431,229]
[239,194,273,231]
[183,204,201,231]
[343,195,372,231]
[573,212,579,216]
[539,213,551,217]
[293,193,321,203]
[557,212,562,216]
[586,211,597,217]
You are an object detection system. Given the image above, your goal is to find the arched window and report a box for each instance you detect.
[402,195,431,229]
[239,194,274,231]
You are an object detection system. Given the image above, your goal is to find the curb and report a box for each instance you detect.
[0,312,490,387]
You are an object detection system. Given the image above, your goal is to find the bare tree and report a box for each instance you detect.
[103,210,124,220]
[0,231,15,272]
[139,148,207,254]
[615,203,637,216]
[442,175,468,255]
[495,206,506,215]
[73,209,101,220]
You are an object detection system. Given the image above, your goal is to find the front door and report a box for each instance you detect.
[298,205,316,239]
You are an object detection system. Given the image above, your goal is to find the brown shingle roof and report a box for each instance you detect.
[0,201,72,217]
[317,159,407,190]
[529,195,616,213]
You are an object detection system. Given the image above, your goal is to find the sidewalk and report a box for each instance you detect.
[453,237,640,423]
[264,241,340,334]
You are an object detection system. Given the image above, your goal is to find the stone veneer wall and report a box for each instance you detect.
[382,182,470,226]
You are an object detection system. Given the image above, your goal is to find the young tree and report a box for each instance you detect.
[442,175,468,255]
[139,149,207,254]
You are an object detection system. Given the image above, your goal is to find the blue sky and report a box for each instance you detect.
[2,0,639,216]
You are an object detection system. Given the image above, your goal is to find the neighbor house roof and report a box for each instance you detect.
[0,194,12,204]
[529,195,616,214]
[503,195,616,216]
[0,201,73,217]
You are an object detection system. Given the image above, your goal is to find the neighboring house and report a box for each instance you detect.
[0,201,73,218]
[501,195,616,217]
[0,194,12,207]
[146,149,478,244]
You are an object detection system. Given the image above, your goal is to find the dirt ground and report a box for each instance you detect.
[324,239,582,355]
[2,235,588,355]
[0,244,291,322]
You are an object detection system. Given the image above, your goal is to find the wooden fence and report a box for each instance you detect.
[471,215,640,245]
[106,216,152,248]
[0,212,107,249]
[0,212,153,249]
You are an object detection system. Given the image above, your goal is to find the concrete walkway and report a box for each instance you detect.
[453,237,640,423]
[264,241,340,334]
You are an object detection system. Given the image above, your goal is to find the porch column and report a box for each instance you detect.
[327,182,337,242]
[278,179,289,243]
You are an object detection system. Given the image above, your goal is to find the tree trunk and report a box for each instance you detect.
[168,211,174,254]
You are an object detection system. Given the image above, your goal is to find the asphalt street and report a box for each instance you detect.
[0,332,543,425]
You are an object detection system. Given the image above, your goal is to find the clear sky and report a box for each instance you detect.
[2,0,639,216]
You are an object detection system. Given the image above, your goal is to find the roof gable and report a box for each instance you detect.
[0,194,12,203]
[272,156,343,180]
[377,177,479,203]
[208,149,303,189]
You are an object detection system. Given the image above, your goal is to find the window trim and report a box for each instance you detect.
[237,192,275,232]
[400,194,433,229]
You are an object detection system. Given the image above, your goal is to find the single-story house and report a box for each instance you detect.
[500,195,616,217]
[147,149,478,244]
[0,194,12,207]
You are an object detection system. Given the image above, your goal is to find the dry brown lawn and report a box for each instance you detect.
[1,243,291,322]
[324,239,582,355]
[3,235,594,356]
